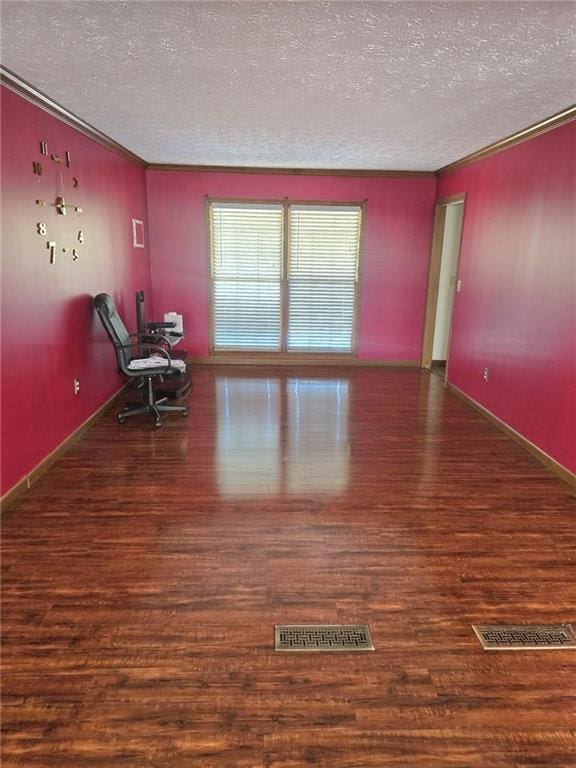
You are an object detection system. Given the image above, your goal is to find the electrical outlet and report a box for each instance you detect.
[73,378,80,395]
[482,368,489,383]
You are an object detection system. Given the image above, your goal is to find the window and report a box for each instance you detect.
[211,203,283,351]
[210,201,362,354]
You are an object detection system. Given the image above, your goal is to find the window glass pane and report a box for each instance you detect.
[288,205,361,352]
[211,203,283,351]
[213,280,281,350]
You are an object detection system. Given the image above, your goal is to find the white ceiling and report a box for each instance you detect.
[1,1,575,170]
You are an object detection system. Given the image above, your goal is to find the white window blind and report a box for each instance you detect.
[288,205,361,352]
[211,203,283,351]
[210,201,361,354]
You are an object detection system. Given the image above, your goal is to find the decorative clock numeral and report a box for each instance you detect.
[33,161,43,176]
[47,241,56,264]
[77,230,84,243]
[66,151,71,167]
[37,222,47,235]
[72,177,79,188]
[72,249,80,262]
[40,141,49,155]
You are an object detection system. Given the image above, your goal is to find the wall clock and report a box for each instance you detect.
[33,141,84,265]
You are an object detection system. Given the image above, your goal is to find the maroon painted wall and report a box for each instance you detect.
[1,87,151,496]
[438,121,576,475]
[146,171,437,360]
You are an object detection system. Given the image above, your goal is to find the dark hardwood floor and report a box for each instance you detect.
[2,366,575,767]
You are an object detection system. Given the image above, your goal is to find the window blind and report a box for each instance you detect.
[211,203,283,351]
[288,205,361,352]
[210,201,361,354]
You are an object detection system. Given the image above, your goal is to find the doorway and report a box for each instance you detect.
[421,195,466,379]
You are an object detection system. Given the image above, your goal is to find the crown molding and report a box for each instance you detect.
[0,68,432,176]
[436,103,576,175]
[1,67,147,167]
[3,67,573,179]
[146,163,434,177]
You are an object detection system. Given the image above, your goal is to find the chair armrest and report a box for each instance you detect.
[128,332,163,340]
[129,331,173,346]
[117,342,172,361]
[146,321,176,330]
[118,342,186,374]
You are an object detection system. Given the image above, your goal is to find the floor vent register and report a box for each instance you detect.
[275,624,374,652]
[473,624,576,650]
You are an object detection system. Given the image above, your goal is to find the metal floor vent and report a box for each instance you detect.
[473,624,576,651]
[275,624,374,652]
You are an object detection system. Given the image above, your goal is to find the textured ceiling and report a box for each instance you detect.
[1,1,575,170]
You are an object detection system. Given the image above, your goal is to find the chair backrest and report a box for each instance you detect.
[94,293,133,374]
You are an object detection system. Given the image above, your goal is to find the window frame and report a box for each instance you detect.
[207,198,365,358]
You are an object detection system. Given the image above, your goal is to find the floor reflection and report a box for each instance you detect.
[216,376,349,496]
[286,378,349,493]
[216,377,281,496]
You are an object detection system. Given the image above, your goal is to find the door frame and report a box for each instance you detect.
[420,193,466,370]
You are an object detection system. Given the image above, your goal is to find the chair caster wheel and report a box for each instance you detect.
[117,414,126,424]
[181,409,189,417]
[154,420,162,428]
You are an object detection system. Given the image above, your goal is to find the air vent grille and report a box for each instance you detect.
[275,624,374,652]
[473,624,576,650]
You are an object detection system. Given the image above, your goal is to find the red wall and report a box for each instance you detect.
[437,121,576,475]
[1,87,151,496]
[146,171,437,360]
[6,83,570,496]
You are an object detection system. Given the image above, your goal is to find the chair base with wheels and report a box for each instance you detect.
[118,375,189,428]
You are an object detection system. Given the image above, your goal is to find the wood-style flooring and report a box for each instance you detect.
[2,366,575,767]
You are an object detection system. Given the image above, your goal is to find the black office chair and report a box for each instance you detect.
[94,293,189,427]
